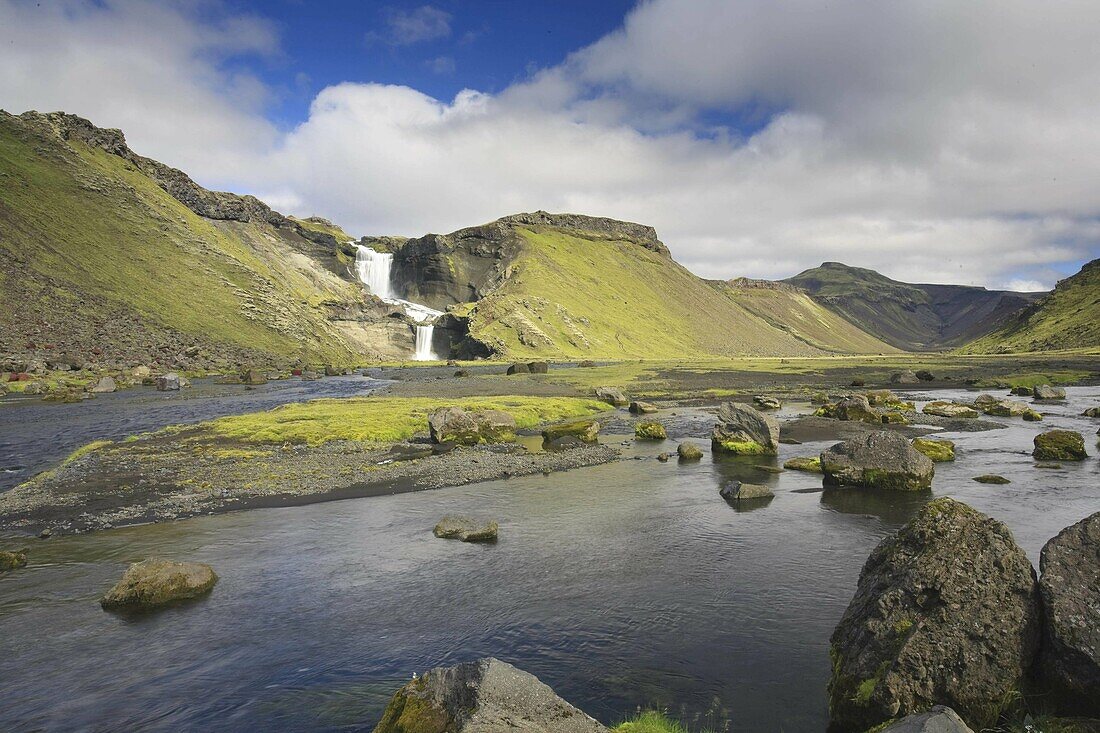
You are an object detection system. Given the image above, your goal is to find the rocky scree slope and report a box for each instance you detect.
[387,213,896,359]
[0,110,415,372]
[785,262,1044,351]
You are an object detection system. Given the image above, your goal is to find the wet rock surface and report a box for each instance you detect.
[1033,430,1088,461]
[433,516,499,543]
[711,401,779,455]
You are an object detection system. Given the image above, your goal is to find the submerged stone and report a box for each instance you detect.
[783,456,823,473]
[972,474,1010,484]
[911,437,955,462]
[0,548,28,572]
[677,442,703,461]
[433,516,498,543]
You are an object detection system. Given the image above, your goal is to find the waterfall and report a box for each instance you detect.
[415,325,437,361]
[354,243,444,360]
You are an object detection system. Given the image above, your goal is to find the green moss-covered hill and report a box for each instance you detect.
[961,258,1100,353]
[0,111,412,372]
[785,262,1044,351]
[392,215,897,359]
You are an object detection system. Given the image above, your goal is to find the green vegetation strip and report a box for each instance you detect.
[198,396,610,446]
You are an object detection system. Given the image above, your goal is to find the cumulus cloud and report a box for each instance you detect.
[367,5,452,46]
[2,0,1099,289]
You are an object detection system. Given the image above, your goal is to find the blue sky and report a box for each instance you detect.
[217,0,637,130]
[1,0,1097,289]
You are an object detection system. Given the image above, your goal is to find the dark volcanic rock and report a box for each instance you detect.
[828,498,1040,732]
[373,657,606,733]
[821,432,934,491]
[1038,511,1100,716]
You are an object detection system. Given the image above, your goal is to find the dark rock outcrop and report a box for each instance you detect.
[1038,511,1100,715]
[821,432,934,491]
[711,401,780,455]
[373,658,606,733]
[828,498,1040,732]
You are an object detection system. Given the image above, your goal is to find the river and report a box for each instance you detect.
[1,386,1097,731]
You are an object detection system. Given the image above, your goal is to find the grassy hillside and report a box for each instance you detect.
[961,259,1100,353]
[785,262,1043,350]
[0,111,389,370]
[458,226,896,359]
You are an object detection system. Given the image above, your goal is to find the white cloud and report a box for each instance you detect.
[367,5,451,46]
[2,0,1099,288]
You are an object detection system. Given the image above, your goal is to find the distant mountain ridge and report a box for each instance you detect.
[783,262,1045,351]
[961,258,1100,353]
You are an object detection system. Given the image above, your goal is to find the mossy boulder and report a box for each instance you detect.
[711,401,779,455]
[783,456,823,473]
[634,420,667,440]
[542,419,600,444]
[911,437,955,462]
[828,498,1040,732]
[0,548,28,571]
[372,658,607,733]
[594,386,628,406]
[433,516,498,543]
[719,481,773,502]
[821,432,934,491]
[973,474,1010,484]
[100,559,218,611]
[676,442,703,461]
[1022,408,1043,422]
[1038,511,1100,716]
[982,399,1030,417]
[922,401,978,419]
[428,407,517,445]
[1033,430,1087,461]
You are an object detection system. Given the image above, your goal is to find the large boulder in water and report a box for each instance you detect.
[879,707,974,732]
[433,516,498,543]
[155,373,180,391]
[828,498,1040,732]
[100,559,218,611]
[1033,384,1066,400]
[373,658,607,733]
[1038,511,1100,716]
[821,432,934,491]
[711,401,779,455]
[0,548,28,572]
[428,407,517,445]
[542,419,600,444]
[1033,430,1087,461]
[921,401,978,419]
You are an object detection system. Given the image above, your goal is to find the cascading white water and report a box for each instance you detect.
[355,246,395,300]
[415,325,438,361]
[354,244,443,360]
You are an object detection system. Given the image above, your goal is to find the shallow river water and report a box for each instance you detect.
[1,387,1098,732]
